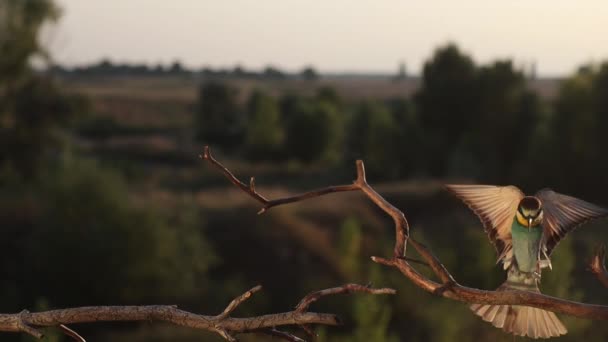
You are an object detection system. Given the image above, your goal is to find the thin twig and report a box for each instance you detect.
[263,328,306,342]
[352,160,409,258]
[59,324,86,342]
[295,283,396,313]
[397,256,430,267]
[590,245,608,288]
[201,146,359,215]
[217,285,262,320]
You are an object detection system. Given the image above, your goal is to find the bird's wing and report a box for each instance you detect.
[445,184,524,264]
[536,189,608,256]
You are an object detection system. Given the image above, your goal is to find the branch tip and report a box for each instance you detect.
[202,146,211,160]
[354,160,366,184]
[215,328,238,342]
[59,324,86,342]
[264,328,306,342]
[218,285,263,319]
[370,256,393,266]
[590,245,608,288]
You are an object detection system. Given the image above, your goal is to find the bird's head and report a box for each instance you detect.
[516,196,543,228]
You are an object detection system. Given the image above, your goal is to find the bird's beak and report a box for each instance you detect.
[528,217,533,228]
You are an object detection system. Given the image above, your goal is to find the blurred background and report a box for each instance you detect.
[2,0,608,341]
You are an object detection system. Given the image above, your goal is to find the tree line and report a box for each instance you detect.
[196,44,608,201]
[50,59,320,80]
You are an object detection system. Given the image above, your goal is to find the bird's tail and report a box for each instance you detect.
[470,281,567,339]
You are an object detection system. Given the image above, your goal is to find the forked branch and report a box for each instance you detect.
[201,146,360,215]
[201,146,407,257]
[201,146,608,321]
[0,284,394,341]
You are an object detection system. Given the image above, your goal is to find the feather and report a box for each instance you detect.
[493,305,508,328]
[536,189,608,255]
[446,184,524,263]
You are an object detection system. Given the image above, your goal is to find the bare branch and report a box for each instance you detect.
[295,283,396,313]
[217,285,262,320]
[200,146,359,215]
[200,148,608,321]
[352,160,409,258]
[590,245,608,288]
[0,284,393,341]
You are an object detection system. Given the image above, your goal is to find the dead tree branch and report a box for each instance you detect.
[0,284,394,341]
[201,146,360,215]
[201,146,608,321]
[201,146,407,258]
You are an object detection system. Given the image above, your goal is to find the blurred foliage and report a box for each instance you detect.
[415,43,478,176]
[301,66,319,81]
[530,63,608,201]
[347,102,402,178]
[0,0,88,178]
[244,90,284,159]
[0,157,216,307]
[195,81,244,150]
[0,0,59,85]
[326,218,398,342]
[284,96,343,163]
[468,60,542,182]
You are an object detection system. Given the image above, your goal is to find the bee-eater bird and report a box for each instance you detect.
[446,184,608,339]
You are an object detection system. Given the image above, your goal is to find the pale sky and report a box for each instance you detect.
[49,0,608,76]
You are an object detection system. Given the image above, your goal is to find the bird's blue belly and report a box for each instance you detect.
[511,222,543,273]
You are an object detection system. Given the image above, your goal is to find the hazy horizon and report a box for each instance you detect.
[49,1,608,77]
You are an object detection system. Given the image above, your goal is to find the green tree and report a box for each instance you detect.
[195,81,243,150]
[0,0,86,178]
[536,66,602,197]
[284,99,342,163]
[1,77,86,176]
[0,0,59,87]
[467,60,542,182]
[301,66,319,81]
[316,86,342,109]
[263,65,286,80]
[244,90,284,158]
[387,97,424,178]
[347,102,401,179]
[415,43,478,176]
[0,158,216,309]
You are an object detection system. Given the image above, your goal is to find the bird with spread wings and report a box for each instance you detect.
[446,184,608,339]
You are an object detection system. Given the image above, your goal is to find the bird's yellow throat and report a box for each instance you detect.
[515,210,542,228]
